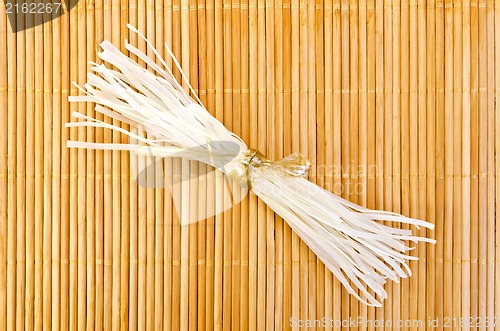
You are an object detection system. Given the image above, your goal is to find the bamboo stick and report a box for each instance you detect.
[204,0,216,326]
[214,0,227,329]
[162,2,173,329]
[274,0,285,322]
[315,0,325,324]
[350,0,361,325]
[237,0,250,330]
[307,0,318,324]
[121,0,132,326]
[94,1,106,328]
[154,133,165,331]
[161,57,176,331]
[120,6,131,321]
[408,0,419,329]
[24,7,35,331]
[137,131,147,331]
[417,0,427,327]
[85,1,96,329]
[391,0,401,327]
[332,0,343,324]
[495,2,500,327]
[76,1,87,329]
[470,2,480,324]
[35,12,45,331]
[365,0,376,327]
[443,0,454,327]
[383,0,393,326]
[290,0,301,324]
[248,0,258,327]
[51,8,62,331]
[299,0,309,324]
[194,1,208,329]
[364,0,374,324]
[15,11,26,331]
[222,0,233,328]
[0,3,7,330]
[189,2,200,329]
[461,0,474,319]
[102,0,114,327]
[204,165,215,331]
[43,7,54,330]
[6,8,17,331]
[435,0,445,327]
[179,19,192,323]
[348,0,357,207]
[358,0,367,213]
[323,0,333,327]
[136,0,148,327]
[111,0,123,328]
[257,0,267,327]
[128,0,139,329]
[281,0,292,327]
[425,0,437,327]
[196,109,207,331]
[452,0,463,324]
[189,158,199,331]
[399,0,410,325]
[3,1,500,328]
[163,153,173,331]
[265,0,276,327]
[154,1,165,329]
[375,0,385,327]
[145,2,156,330]
[478,0,488,325]
[485,0,495,327]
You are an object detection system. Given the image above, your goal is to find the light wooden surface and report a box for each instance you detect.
[0,0,499,330]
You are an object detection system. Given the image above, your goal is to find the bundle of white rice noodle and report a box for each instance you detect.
[66,24,436,307]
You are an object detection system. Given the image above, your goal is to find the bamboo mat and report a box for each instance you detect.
[0,0,499,330]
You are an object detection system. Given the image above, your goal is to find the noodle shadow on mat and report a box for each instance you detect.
[5,0,79,32]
